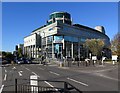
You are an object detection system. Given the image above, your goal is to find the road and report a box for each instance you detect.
[0,63,119,93]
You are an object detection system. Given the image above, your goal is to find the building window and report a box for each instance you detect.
[64,36,78,42]
[49,28,53,31]
[57,20,63,24]
[56,13,63,18]
[47,36,53,44]
[48,21,52,25]
[54,36,63,41]
[81,38,86,42]
[42,38,46,45]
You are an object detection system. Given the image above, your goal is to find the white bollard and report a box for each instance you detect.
[94,60,96,64]
[30,75,38,93]
[60,62,63,67]
[113,60,115,65]
[102,57,106,65]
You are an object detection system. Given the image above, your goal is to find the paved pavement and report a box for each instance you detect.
[0,62,119,93]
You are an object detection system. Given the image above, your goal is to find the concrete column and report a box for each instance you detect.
[25,46,28,55]
[46,37,47,59]
[71,42,73,59]
[78,42,80,61]
[29,46,31,58]
[62,39,64,50]
[66,42,67,57]
[52,36,54,59]
[27,47,28,56]
[33,45,35,58]
[35,33,37,58]
[30,45,32,57]
[35,44,37,58]
[23,46,25,56]
[23,47,26,56]
[62,39,65,58]
[27,46,29,56]
[63,15,65,23]
[46,37,47,49]
[27,46,29,57]
[32,45,34,57]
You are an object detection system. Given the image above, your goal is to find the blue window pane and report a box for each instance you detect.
[73,37,78,42]
[64,36,78,42]
[54,44,59,53]
[81,38,86,42]
[54,36,63,40]
[64,36,71,41]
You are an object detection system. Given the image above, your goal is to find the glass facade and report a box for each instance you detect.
[47,36,53,44]
[64,36,78,42]
[25,12,111,60]
[49,12,71,19]
[54,36,63,41]
[41,35,89,59]
[47,21,52,25]
[64,20,71,25]
[42,38,46,45]
[56,20,63,24]
[54,44,63,58]
[48,12,72,25]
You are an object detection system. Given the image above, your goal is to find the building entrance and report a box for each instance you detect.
[54,44,63,59]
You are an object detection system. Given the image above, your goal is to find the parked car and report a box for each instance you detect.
[27,59,32,64]
[16,59,24,64]
[23,58,33,64]
[2,58,11,64]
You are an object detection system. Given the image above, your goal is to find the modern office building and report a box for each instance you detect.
[24,12,111,59]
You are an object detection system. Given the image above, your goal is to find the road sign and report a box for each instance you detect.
[92,56,97,60]
[30,75,38,93]
[112,55,118,61]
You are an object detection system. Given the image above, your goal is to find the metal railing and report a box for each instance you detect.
[15,78,83,93]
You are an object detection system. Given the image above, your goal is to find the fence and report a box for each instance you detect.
[15,78,83,93]
[63,60,103,67]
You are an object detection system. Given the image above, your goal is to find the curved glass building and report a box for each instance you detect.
[47,12,72,25]
[24,12,111,59]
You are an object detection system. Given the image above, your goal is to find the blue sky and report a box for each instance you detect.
[2,2,118,52]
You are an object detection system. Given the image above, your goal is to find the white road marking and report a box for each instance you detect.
[22,66,31,71]
[25,67,31,71]
[32,72,37,75]
[38,64,42,65]
[49,71,60,76]
[67,78,88,87]
[5,70,7,73]
[0,85,4,93]
[4,74,7,81]
[44,81,58,91]
[22,66,40,78]
[20,71,23,73]
[18,71,22,76]
[32,72,40,78]
[38,67,44,70]
[95,73,119,81]
[44,81,54,87]
[12,67,16,70]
